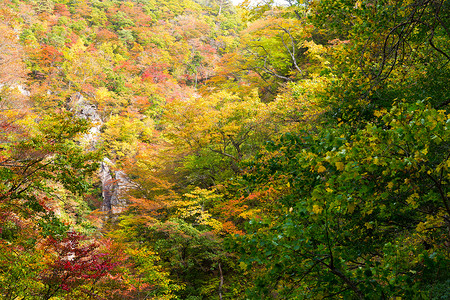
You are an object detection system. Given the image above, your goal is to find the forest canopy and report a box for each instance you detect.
[0,0,448,299]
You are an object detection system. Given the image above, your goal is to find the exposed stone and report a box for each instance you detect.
[99,158,135,214]
[0,84,30,96]
[69,92,136,215]
[17,85,30,96]
[2,85,136,215]
[100,158,114,212]
[69,92,102,151]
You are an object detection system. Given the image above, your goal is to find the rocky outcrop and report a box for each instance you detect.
[100,158,135,214]
[69,93,102,151]
[69,93,135,214]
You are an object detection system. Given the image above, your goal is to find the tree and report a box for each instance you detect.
[230,101,449,299]
[35,0,54,14]
[0,3,27,86]
[163,90,272,186]
[311,0,450,122]
[39,232,117,299]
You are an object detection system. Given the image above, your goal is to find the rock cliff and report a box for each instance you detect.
[69,92,133,214]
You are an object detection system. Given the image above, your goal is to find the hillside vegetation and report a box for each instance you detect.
[0,0,449,299]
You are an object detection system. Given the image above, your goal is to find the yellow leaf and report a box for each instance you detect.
[387,182,394,189]
[239,261,247,270]
[416,222,427,232]
[365,222,374,229]
[374,108,387,117]
[335,161,344,171]
[312,205,323,214]
[317,165,326,173]
[374,110,383,117]
[326,187,333,193]
[406,193,419,207]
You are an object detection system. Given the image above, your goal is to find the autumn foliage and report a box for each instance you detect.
[1,0,449,299]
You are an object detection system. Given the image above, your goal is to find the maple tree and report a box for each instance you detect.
[40,232,117,299]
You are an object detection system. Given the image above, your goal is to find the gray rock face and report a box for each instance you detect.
[17,85,30,96]
[0,84,30,96]
[100,158,135,214]
[100,158,114,212]
[69,93,134,214]
[69,93,102,151]
[70,93,102,122]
